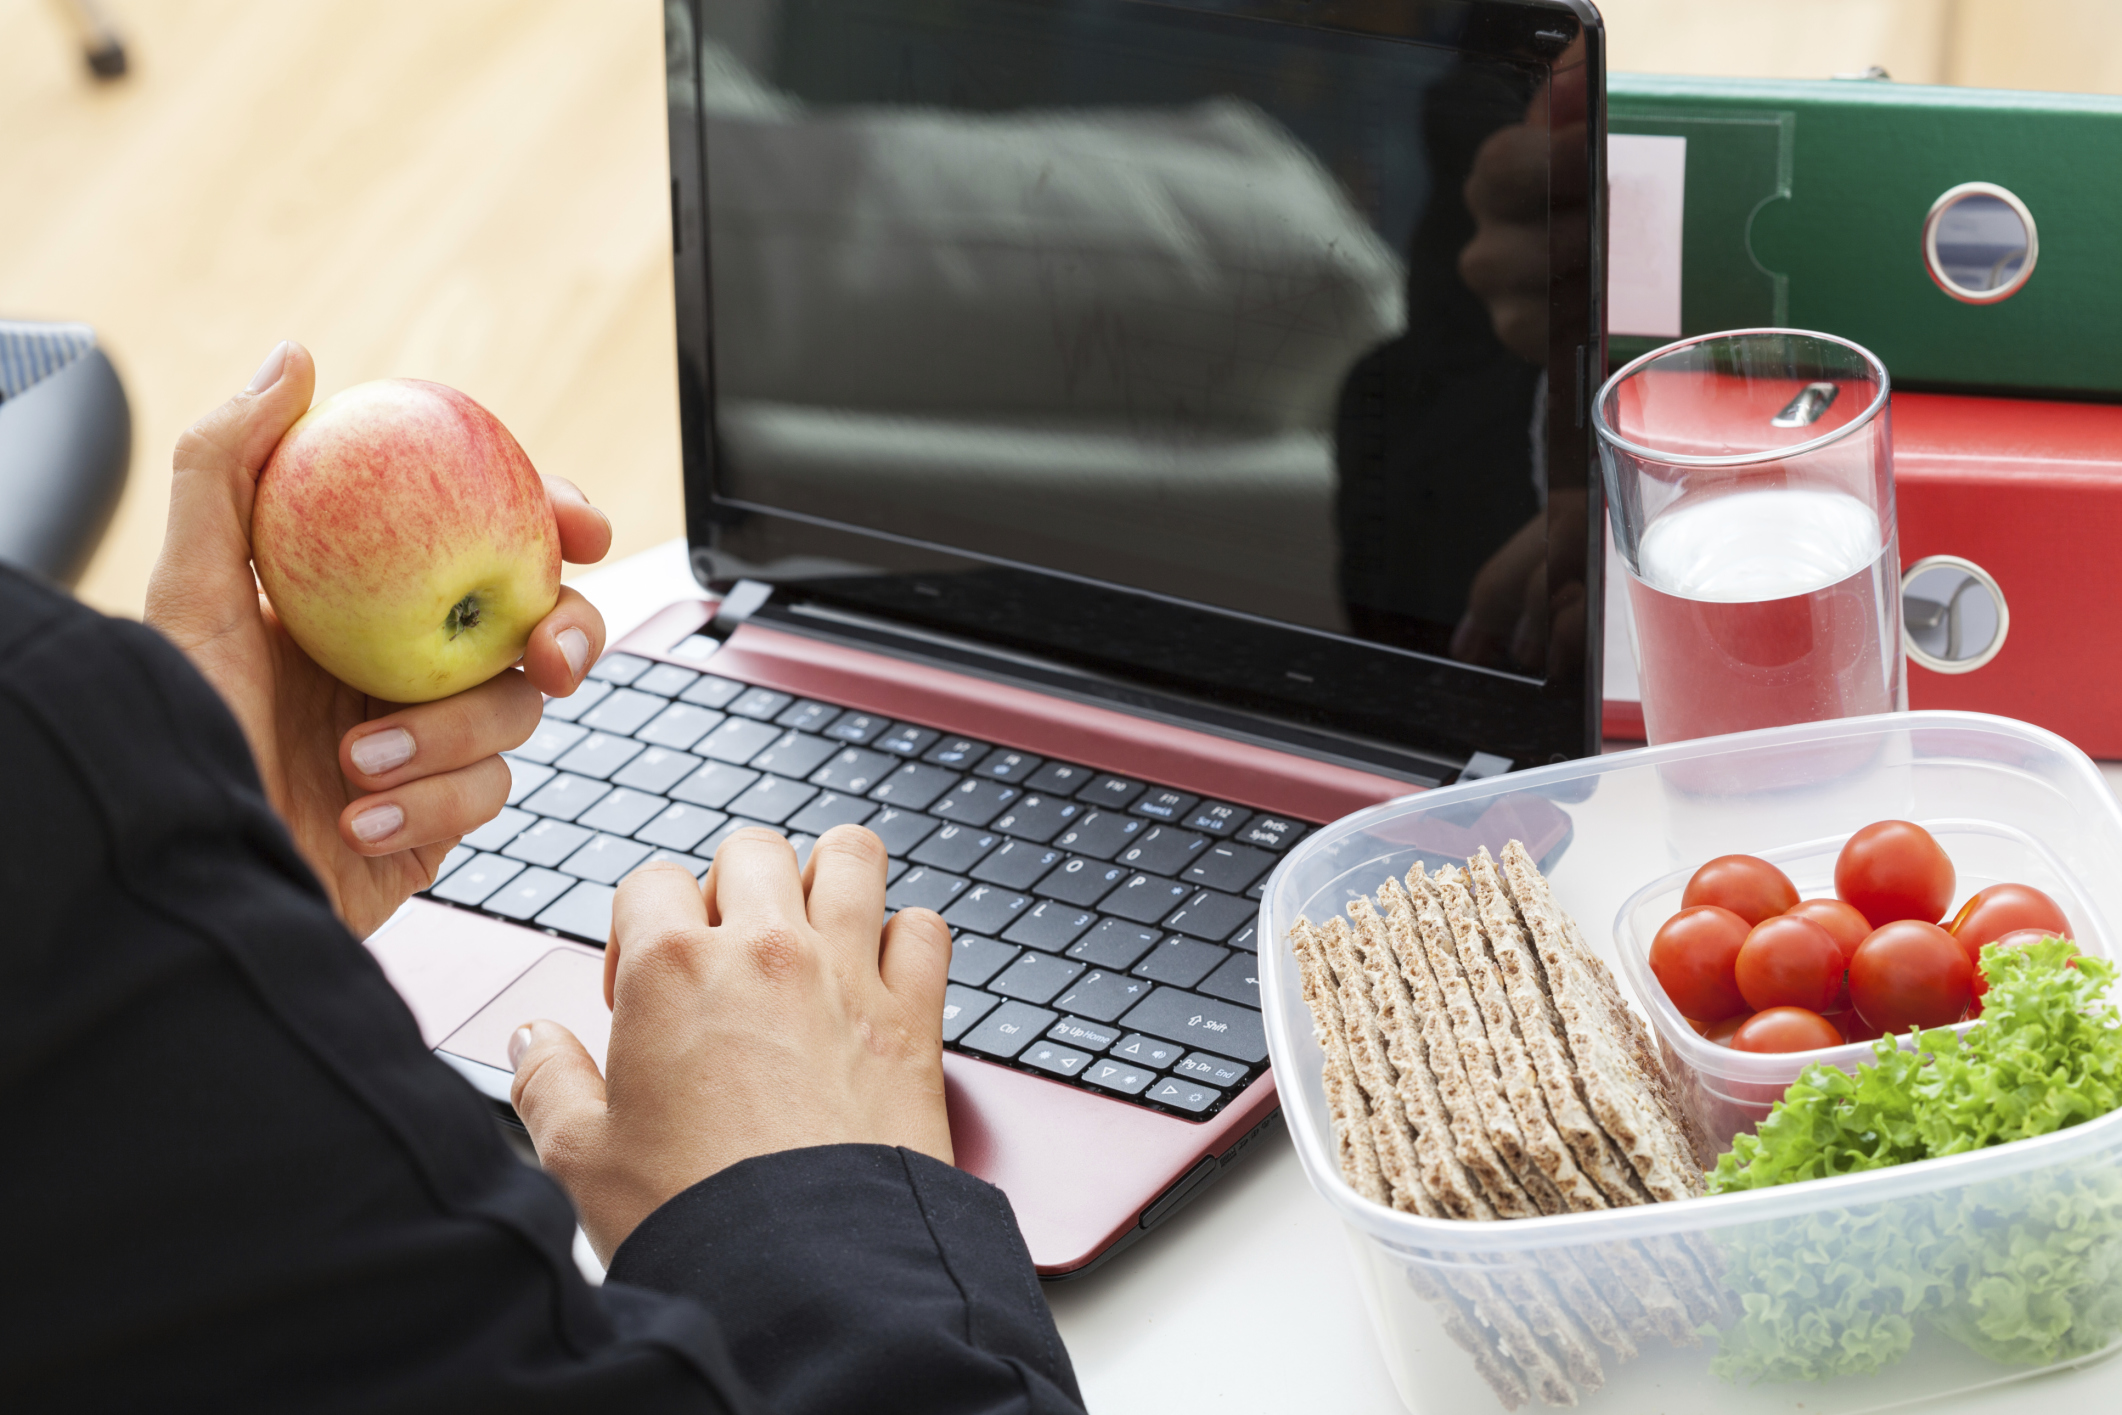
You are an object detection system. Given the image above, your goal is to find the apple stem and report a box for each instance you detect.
[444,594,483,639]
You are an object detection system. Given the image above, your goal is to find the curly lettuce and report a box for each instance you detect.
[1704,939,2122,1382]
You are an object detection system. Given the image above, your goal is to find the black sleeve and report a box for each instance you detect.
[0,565,1082,1415]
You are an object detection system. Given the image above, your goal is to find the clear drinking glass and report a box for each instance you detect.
[1594,329,1901,745]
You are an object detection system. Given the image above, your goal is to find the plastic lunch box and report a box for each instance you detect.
[1261,711,2122,1414]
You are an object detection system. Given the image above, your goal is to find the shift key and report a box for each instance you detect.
[1118,986,1267,1062]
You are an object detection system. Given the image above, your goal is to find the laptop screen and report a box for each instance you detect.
[670,0,1602,775]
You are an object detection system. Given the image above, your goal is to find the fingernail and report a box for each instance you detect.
[350,802,404,844]
[508,1025,534,1070]
[557,627,590,682]
[246,340,290,394]
[350,727,415,776]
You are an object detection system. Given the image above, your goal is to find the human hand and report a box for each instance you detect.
[144,340,613,938]
[508,826,954,1262]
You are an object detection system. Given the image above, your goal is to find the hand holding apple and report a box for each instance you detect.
[146,341,613,937]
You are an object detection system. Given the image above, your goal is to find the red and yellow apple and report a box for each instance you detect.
[253,379,559,703]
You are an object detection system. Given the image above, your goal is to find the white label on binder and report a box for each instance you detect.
[1608,133,1688,338]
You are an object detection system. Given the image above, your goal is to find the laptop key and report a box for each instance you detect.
[1118,987,1267,1063]
[911,824,1000,874]
[863,805,939,855]
[728,687,793,721]
[576,788,664,838]
[630,662,701,698]
[635,802,727,851]
[1183,842,1276,895]
[1115,825,1209,877]
[940,985,1000,1043]
[1111,1033,1185,1069]
[509,721,587,765]
[1065,918,1159,970]
[971,839,1062,890]
[785,791,876,837]
[922,735,988,769]
[987,952,1084,1005]
[587,652,650,685]
[431,844,476,884]
[873,722,940,757]
[484,867,577,921]
[554,732,643,781]
[1047,1016,1120,1052]
[949,935,1020,987]
[1033,856,1126,908]
[1163,888,1255,942]
[461,805,534,852]
[635,702,726,752]
[1001,900,1096,954]
[611,746,701,795]
[1129,935,1229,988]
[641,849,710,879]
[1197,952,1262,1005]
[1130,788,1198,823]
[886,866,970,913]
[972,747,1043,783]
[943,884,1032,937]
[505,819,594,868]
[822,709,888,745]
[670,761,760,810]
[696,717,782,764]
[678,674,746,709]
[772,699,835,732]
[721,775,816,826]
[1174,1052,1249,1089]
[503,759,554,805]
[535,881,618,944]
[1101,873,1191,925]
[1183,801,1247,837]
[1050,810,1145,860]
[807,745,895,794]
[1223,919,1259,953]
[539,678,612,722]
[1236,813,1307,851]
[1146,1077,1221,1114]
[430,852,522,906]
[986,793,1079,844]
[1077,774,1145,810]
[867,761,959,810]
[695,817,774,860]
[1049,969,1151,1023]
[559,833,653,885]
[1024,760,1094,795]
[746,730,837,780]
[520,772,612,822]
[1082,1058,1153,1096]
[930,778,1019,827]
[577,687,665,737]
[959,1000,1056,1058]
[1019,1040,1093,1079]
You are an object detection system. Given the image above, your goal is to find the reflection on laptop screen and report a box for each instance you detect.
[692,0,1584,730]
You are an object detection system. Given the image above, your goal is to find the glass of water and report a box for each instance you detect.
[1594,329,1900,745]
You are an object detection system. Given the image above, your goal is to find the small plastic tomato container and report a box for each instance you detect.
[1261,711,2122,1415]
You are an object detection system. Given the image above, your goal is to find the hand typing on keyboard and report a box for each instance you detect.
[507,825,954,1263]
[143,340,613,937]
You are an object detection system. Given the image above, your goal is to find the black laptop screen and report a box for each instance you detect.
[673,0,1601,772]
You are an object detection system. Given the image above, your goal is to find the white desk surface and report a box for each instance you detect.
[566,541,2122,1414]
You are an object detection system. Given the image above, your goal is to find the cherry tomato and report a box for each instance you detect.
[1835,820,1955,928]
[1649,905,1752,1021]
[1682,855,1800,926]
[1785,898,1870,958]
[1730,1007,1845,1053]
[1848,919,1972,1034]
[1735,914,1844,1013]
[1950,884,2071,995]
[1704,1012,1751,1045]
[1969,925,2080,1004]
[1820,1008,1885,1044]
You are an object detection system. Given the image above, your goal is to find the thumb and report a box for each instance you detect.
[145,339,318,649]
[508,1018,608,1158]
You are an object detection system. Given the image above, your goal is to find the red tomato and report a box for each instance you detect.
[1784,898,1870,958]
[1704,1012,1751,1045]
[1971,925,2080,1002]
[1835,821,1956,928]
[1735,915,1844,1013]
[1730,1007,1845,1053]
[1848,920,1973,1034]
[1950,884,2071,995]
[1819,1009,1885,1044]
[1649,906,1752,1021]
[1683,855,1801,926]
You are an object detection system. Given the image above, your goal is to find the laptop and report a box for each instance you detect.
[366,0,1606,1278]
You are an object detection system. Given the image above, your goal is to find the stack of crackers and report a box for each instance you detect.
[1288,840,1723,1409]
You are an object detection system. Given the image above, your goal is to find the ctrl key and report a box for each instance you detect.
[959,999,1058,1057]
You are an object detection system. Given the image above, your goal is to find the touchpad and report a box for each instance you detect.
[438,948,610,1075]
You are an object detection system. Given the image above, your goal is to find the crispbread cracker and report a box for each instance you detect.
[1290,921,1389,1205]
[1499,842,1705,1205]
[1407,1267,1532,1411]
[1318,917,1437,1219]
[1448,1270,1579,1407]
[1547,1251,1637,1360]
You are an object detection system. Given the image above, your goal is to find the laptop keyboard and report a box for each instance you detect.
[418,651,1308,1122]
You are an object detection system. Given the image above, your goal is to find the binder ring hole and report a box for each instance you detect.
[1903,555,2008,674]
[1923,183,2038,304]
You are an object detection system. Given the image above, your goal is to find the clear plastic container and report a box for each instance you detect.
[1261,711,2122,1414]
